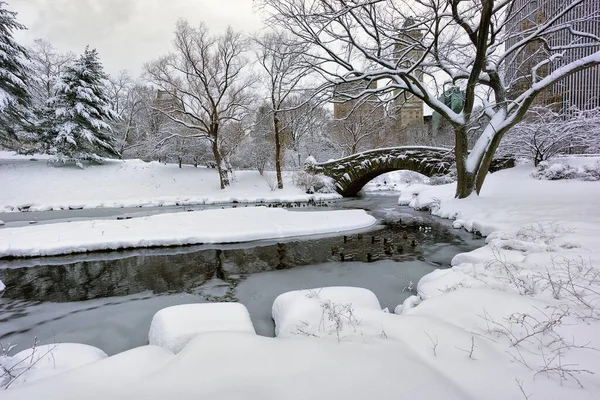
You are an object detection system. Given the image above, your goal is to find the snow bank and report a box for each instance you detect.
[0,153,341,213]
[272,287,383,339]
[1,343,107,388]
[148,303,255,354]
[0,207,376,258]
[398,157,600,395]
[2,332,475,400]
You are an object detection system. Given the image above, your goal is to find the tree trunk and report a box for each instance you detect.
[273,112,284,189]
[211,139,229,189]
[178,157,182,168]
[454,126,476,199]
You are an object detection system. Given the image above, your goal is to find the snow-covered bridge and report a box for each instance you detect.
[305,146,514,197]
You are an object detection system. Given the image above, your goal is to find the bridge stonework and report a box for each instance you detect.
[305,146,514,197]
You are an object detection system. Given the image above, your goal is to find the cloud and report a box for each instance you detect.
[10,0,263,75]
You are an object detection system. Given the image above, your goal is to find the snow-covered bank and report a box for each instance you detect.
[396,158,600,397]
[0,207,376,258]
[0,152,340,213]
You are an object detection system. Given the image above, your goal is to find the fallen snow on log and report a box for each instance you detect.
[0,207,377,258]
[149,303,256,354]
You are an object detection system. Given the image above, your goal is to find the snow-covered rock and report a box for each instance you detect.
[272,287,382,339]
[148,303,256,354]
[394,295,421,315]
[0,207,376,258]
[2,343,107,388]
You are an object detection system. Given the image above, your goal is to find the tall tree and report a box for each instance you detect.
[0,1,31,148]
[254,31,311,188]
[260,0,600,198]
[46,46,119,166]
[145,20,254,189]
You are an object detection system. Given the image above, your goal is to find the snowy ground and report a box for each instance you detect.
[0,207,376,258]
[362,170,427,193]
[2,157,600,399]
[0,152,340,213]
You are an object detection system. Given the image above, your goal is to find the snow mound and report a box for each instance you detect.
[272,287,382,339]
[0,207,377,258]
[148,303,256,354]
[2,343,107,388]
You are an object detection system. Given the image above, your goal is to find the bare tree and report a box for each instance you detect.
[145,20,254,189]
[280,94,331,168]
[332,104,386,155]
[28,39,74,106]
[107,71,150,156]
[259,0,600,198]
[254,30,312,188]
[499,106,600,166]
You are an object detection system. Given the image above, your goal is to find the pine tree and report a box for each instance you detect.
[47,46,119,166]
[0,1,31,148]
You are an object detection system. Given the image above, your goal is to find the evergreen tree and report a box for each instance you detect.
[47,46,119,165]
[0,1,31,148]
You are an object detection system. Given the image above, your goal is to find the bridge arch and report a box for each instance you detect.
[306,146,514,197]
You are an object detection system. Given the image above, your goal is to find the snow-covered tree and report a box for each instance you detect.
[45,46,119,166]
[260,0,600,198]
[499,106,600,166]
[145,20,254,189]
[107,71,152,157]
[0,1,31,148]
[254,30,312,188]
[280,94,332,168]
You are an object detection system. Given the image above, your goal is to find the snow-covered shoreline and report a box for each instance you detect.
[0,153,341,213]
[0,207,377,258]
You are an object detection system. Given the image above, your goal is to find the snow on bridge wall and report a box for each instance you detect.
[306,146,514,196]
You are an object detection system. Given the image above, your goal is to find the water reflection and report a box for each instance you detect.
[0,219,461,302]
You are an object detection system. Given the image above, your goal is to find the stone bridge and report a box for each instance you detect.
[305,146,514,197]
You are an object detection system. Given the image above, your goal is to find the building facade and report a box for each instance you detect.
[506,0,600,110]
[392,18,424,127]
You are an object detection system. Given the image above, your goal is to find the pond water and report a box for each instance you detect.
[0,195,483,356]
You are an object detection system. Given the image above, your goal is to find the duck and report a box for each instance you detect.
[411,239,419,247]
[402,232,408,240]
[357,233,364,240]
[340,253,355,262]
[367,253,380,262]
[371,236,381,244]
[344,235,353,243]
[331,246,340,255]
[397,245,404,254]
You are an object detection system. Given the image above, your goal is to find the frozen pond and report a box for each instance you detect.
[0,195,483,355]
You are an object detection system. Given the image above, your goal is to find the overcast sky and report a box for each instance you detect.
[9,0,265,76]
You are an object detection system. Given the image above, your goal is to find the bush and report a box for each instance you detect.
[293,171,336,194]
[532,160,600,181]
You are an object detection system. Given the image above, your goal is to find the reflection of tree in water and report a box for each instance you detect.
[0,221,466,303]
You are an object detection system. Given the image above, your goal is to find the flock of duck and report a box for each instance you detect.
[330,226,432,263]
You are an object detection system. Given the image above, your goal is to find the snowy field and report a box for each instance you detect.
[0,207,376,258]
[2,157,600,399]
[0,151,340,213]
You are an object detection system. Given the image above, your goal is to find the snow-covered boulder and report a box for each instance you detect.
[148,303,256,354]
[394,295,422,315]
[272,287,382,339]
[2,343,107,388]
